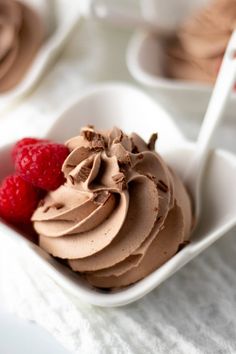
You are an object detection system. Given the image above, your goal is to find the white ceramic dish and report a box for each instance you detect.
[0,83,236,307]
[0,0,81,113]
[127,31,236,118]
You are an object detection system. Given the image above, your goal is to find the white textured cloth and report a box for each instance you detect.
[1,7,236,354]
[1,227,236,354]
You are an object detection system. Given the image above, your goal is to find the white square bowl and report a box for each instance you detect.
[1,83,236,307]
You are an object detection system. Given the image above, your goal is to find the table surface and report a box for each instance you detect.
[0,305,69,354]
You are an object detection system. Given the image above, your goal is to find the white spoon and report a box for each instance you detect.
[184,30,236,224]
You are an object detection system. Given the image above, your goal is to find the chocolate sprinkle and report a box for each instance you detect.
[82,129,97,141]
[66,164,76,168]
[68,175,75,185]
[113,130,124,144]
[93,191,111,205]
[137,153,144,160]
[131,138,139,154]
[77,165,91,182]
[38,199,45,207]
[91,140,105,151]
[52,203,64,210]
[146,173,156,181]
[82,129,105,151]
[117,153,131,166]
[112,172,126,190]
[148,133,158,150]
[43,206,50,213]
[157,180,168,193]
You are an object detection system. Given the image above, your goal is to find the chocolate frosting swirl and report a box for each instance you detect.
[32,126,192,288]
[166,0,233,84]
[0,0,44,93]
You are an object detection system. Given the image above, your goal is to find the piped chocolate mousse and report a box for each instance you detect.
[32,126,193,288]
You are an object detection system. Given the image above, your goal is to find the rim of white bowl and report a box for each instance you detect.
[47,81,185,142]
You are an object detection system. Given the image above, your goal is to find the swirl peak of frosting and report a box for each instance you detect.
[32,126,192,288]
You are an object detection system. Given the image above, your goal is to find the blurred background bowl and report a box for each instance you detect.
[127,30,236,121]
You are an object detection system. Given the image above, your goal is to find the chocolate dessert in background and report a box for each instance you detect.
[0,0,44,93]
[166,0,234,84]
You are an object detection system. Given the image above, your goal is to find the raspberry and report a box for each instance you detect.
[12,137,49,161]
[15,143,69,191]
[0,175,40,223]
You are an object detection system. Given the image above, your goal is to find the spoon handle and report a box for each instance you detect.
[184,30,236,218]
[197,30,236,158]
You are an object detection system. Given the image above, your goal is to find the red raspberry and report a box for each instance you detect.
[0,175,40,223]
[15,143,69,191]
[12,137,49,161]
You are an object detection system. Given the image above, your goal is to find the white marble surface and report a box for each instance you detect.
[0,278,68,353]
[1,19,236,354]
[0,305,69,354]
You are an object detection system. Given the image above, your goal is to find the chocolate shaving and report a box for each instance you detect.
[77,165,91,182]
[146,173,156,181]
[117,153,131,166]
[118,164,127,175]
[83,130,103,143]
[43,203,64,213]
[68,175,75,185]
[131,138,139,153]
[66,164,76,168]
[148,133,158,150]
[52,203,64,210]
[91,140,105,151]
[43,206,50,213]
[82,129,105,151]
[137,153,144,160]
[82,129,96,141]
[38,199,45,207]
[92,191,111,205]
[113,130,124,144]
[157,180,168,193]
[112,172,126,190]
